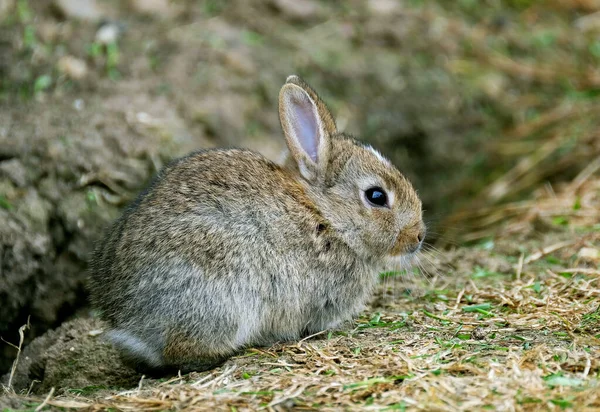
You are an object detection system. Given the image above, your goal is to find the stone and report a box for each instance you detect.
[57,56,88,80]
[95,22,121,45]
[0,158,28,187]
[578,247,600,262]
[53,0,103,21]
[129,0,179,19]
[368,0,400,16]
[272,0,318,21]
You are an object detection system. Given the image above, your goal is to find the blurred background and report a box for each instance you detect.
[1,0,599,374]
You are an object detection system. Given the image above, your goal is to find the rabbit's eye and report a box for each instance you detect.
[365,187,388,207]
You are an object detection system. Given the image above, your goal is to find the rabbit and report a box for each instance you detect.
[89,75,426,374]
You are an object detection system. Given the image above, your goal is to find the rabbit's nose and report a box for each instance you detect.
[407,223,426,253]
[390,223,425,256]
[406,230,424,254]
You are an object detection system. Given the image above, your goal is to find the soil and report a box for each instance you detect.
[2,317,140,395]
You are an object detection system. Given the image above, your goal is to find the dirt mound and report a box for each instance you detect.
[2,317,141,395]
[0,91,208,372]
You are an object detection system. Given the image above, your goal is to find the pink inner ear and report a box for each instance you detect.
[289,94,319,163]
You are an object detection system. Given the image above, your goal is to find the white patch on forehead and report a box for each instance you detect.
[366,145,392,167]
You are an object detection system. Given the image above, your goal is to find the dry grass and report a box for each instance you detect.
[444,165,600,244]
[437,1,600,244]
[3,230,598,411]
[1,319,29,394]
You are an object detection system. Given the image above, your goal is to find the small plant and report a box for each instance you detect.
[88,40,120,79]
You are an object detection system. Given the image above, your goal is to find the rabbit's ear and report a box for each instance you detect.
[279,76,337,181]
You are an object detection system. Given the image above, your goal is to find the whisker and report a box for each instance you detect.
[423,242,445,254]
[415,260,434,285]
[417,252,443,282]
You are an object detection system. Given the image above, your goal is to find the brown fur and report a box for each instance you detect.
[89,76,424,374]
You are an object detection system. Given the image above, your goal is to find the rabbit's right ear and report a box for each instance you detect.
[279,76,337,182]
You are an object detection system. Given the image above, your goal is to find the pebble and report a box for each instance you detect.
[575,12,600,32]
[578,247,600,262]
[479,72,508,99]
[472,327,488,340]
[53,0,103,21]
[129,0,178,18]
[272,0,318,21]
[38,22,60,43]
[0,158,29,187]
[433,302,447,312]
[95,22,121,45]
[58,55,88,80]
[73,98,84,111]
[368,0,399,16]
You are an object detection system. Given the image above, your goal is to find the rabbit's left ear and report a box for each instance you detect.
[279,75,337,182]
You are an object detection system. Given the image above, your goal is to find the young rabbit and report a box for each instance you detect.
[89,75,425,374]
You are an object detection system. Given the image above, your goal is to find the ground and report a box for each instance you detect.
[1,227,599,410]
[1,0,600,410]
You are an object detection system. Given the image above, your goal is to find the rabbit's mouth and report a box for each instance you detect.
[388,236,423,257]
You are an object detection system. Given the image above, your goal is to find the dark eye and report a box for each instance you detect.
[365,187,388,207]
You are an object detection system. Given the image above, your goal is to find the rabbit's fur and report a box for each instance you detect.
[89,75,425,374]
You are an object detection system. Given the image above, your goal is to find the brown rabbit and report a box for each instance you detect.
[89,75,425,374]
